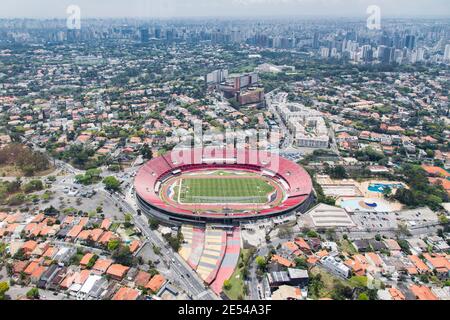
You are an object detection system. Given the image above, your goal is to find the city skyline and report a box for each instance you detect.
[2,0,450,19]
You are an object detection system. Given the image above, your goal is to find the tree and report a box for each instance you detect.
[26,287,40,299]
[358,292,369,300]
[148,217,159,230]
[103,176,121,192]
[255,256,267,270]
[0,281,9,300]
[22,180,44,193]
[112,244,133,266]
[107,239,120,251]
[141,143,153,160]
[223,279,232,291]
[306,230,319,238]
[294,257,308,270]
[331,281,353,300]
[326,165,348,179]
[308,274,324,298]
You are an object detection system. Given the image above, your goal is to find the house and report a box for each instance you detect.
[48,267,68,291]
[377,287,406,300]
[112,287,140,300]
[294,238,312,254]
[287,268,309,287]
[76,274,103,300]
[320,256,350,278]
[12,260,29,276]
[37,264,61,289]
[93,259,113,275]
[129,240,141,254]
[426,236,450,252]
[421,165,450,178]
[80,253,95,268]
[100,219,112,230]
[106,264,130,281]
[365,252,384,268]
[86,277,109,300]
[352,239,371,252]
[271,255,295,268]
[409,285,438,300]
[422,253,450,278]
[368,240,387,252]
[271,285,303,300]
[30,266,47,284]
[406,238,428,253]
[281,241,301,256]
[307,238,322,251]
[145,274,166,293]
[408,255,430,274]
[134,271,151,288]
[22,240,38,254]
[344,258,367,276]
[267,271,290,288]
[383,239,402,255]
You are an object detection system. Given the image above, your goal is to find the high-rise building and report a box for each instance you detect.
[362,45,373,63]
[140,28,149,43]
[405,35,416,50]
[313,32,320,49]
[378,45,395,64]
[444,44,450,62]
[205,69,228,84]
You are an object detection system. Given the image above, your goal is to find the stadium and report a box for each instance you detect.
[134,148,314,226]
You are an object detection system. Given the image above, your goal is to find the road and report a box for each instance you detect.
[21,136,218,300]
[246,235,285,300]
[266,91,294,151]
[102,189,218,300]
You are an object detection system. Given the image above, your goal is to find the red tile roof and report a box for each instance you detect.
[106,264,129,279]
[112,287,140,300]
[145,274,165,293]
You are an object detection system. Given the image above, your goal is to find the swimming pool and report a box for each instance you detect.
[368,183,403,193]
[340,198,393,213]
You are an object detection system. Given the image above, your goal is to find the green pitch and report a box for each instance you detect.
[178,177,275,204]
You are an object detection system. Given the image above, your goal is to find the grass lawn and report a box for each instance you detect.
[179,177,274,204]
[0,164,55,177]
[109,222,120,232]
[0,165,22,177]
[223,248,252,300]
[310,266,357,299]
[339,239,358,255]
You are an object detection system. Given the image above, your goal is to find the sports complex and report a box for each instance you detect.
[134,148,314,226]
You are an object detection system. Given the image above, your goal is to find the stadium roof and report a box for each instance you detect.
[134,148,312,220]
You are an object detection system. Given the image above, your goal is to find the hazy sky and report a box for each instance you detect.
[2,0,450,18]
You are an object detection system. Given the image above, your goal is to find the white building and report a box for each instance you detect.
[275,103,329,148]
[320,256,351,278]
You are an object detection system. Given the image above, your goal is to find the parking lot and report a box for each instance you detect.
[351,211,398,230]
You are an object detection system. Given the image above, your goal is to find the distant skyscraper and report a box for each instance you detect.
[313,32,319,49]
[154,27,161,39]
[378,45,394,64]
[362,45,373,63]
[405,35,416,50]
[140,28,149,43]
[444,44,450,62]
[320,47,330,58]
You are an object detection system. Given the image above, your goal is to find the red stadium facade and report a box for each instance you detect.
[134,148,314,226]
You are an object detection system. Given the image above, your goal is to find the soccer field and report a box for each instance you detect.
[178,177,275,204]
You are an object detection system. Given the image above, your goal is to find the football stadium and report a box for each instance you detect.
[134,148,314,225]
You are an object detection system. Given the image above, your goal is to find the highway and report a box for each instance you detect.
[102,189,218,300]
[21,137,218,300]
